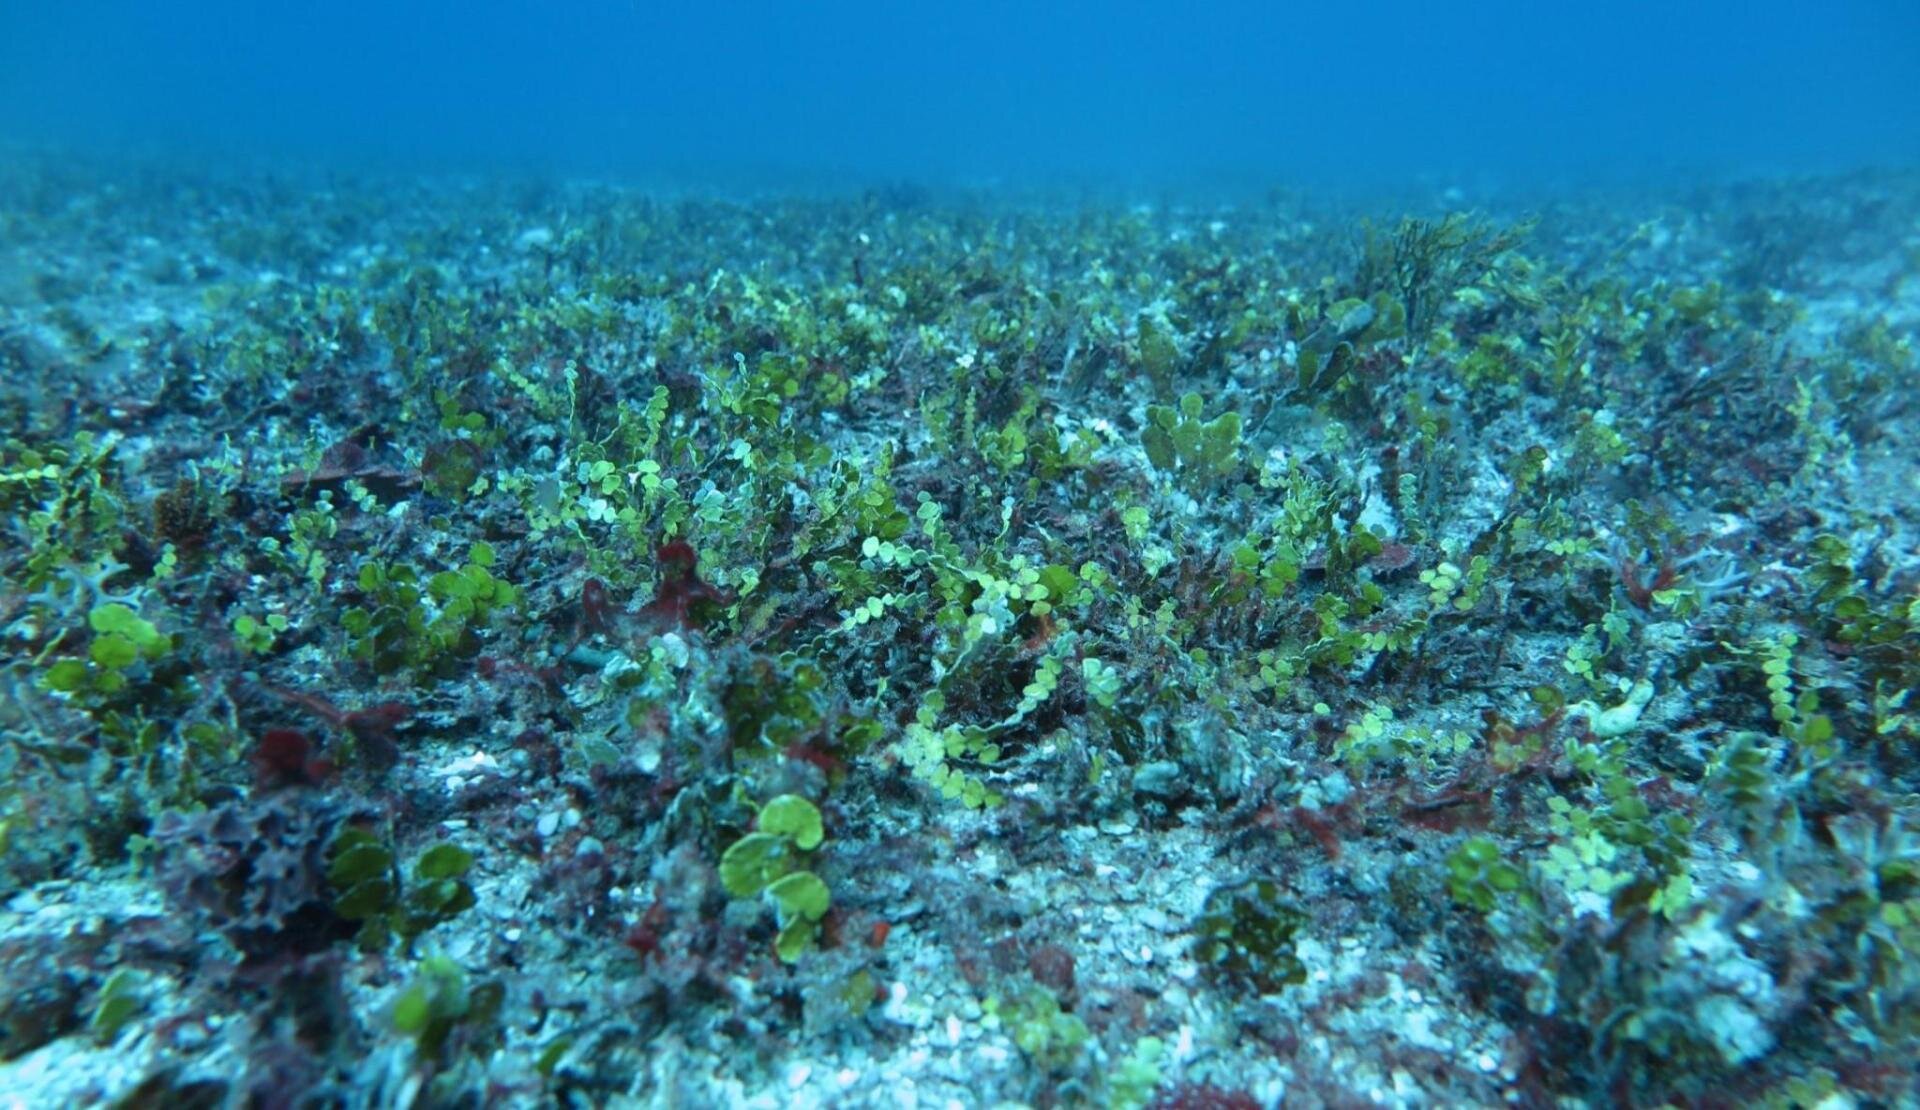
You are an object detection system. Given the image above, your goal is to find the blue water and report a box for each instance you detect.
[2,1,1915,189]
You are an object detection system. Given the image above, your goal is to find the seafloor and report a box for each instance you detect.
[1,155,1917,1109]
